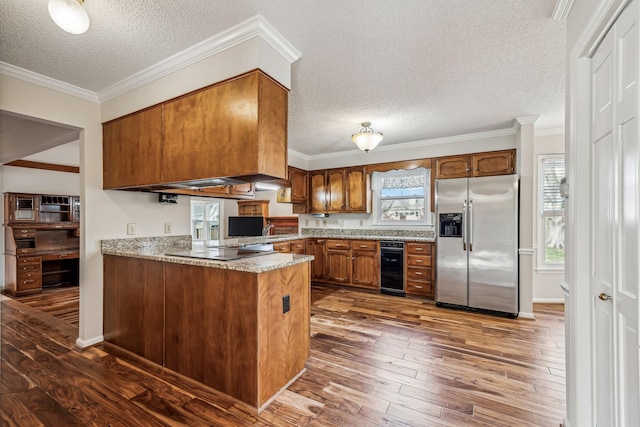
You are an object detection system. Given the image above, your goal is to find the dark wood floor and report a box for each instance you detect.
[13,287,79,327]
[1,285,565,426]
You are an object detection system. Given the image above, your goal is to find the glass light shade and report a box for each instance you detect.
[48,0,90,34]
[352,131,383,152]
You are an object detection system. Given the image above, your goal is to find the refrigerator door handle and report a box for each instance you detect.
[462,201,467,251]
[469,200,473,251]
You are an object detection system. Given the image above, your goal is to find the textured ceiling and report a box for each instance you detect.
[0,0,565,157]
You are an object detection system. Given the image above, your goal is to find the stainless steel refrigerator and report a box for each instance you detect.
[435,174,519,317]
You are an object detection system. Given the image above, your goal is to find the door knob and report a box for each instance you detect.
[598,293,612,301]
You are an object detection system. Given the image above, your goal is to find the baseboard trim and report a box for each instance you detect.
[518,312,535,319]
[76,335,104,349]
[533,298,565,303]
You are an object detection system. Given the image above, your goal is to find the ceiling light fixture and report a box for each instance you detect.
[48,0,90,35]
[351,122,383,153]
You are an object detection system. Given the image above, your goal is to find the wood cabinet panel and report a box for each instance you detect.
[237,200,269,227]
[305,239,326,280]
[326,170,345,212]
[289,167,308,204]
[473,151,514,176]
[103,256,165,365]
[326,249,351,283]
[256,264,310,404]
[436,155,471,179]
[345,167,368,212]
[309,171,327,213]
[164,263,258,405]
[351,250,378,288]
[163,72,287,184]
[103,105,163,189]
[436,150,516,179]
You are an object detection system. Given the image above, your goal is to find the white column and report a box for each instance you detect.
[516,115,539,318]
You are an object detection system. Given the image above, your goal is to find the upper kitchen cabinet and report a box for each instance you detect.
[103,70,288,190]
[309,167,370,214]
[435,150,515,179]
[103,105,163,189]
[288,166,308,204]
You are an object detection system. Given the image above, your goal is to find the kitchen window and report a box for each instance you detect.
[538,155,565,269]
[371,167,431,226]
[191,200,221,243]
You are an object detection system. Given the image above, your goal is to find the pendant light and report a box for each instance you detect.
[351,122,383,153]
[48,0,90,35]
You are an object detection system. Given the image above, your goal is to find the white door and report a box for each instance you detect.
[591,1,640,425]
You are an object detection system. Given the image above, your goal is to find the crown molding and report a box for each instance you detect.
[516,114,541,126]
[552,0,575,22]
[0,61,99,103]
[98,15,301,102]
[306,126,519,161]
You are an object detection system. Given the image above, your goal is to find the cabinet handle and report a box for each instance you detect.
[415,259,423,263]
[415,247,423,251]
[360,245,367,248]
[23,280,34,284]
[414,272,423,276]
[415,285,423,289]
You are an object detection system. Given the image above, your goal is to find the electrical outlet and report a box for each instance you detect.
[359,219,364,226]
[164,222,172,234]
[305,219,309,226]
[127,223,136,235]
[315,219,319,226]
[282,295,290,313]
[322,219,327,226]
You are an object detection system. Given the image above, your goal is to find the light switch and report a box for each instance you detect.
[164,222,172,234]
[127,223,136,235]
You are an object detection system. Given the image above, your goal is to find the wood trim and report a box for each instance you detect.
[6,160,79,174]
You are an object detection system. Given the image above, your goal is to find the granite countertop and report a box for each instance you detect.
[223,229,436,245]
[101,236,313,274]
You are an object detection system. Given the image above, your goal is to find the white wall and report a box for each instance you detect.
[532,133,565,302]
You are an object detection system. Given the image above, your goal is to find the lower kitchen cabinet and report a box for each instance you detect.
[273,239,306,254]
[325,239,379,290]
[405,242,434,298]
[305,239,327,281]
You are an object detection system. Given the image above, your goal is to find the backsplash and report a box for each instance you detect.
[300,228,435,239]
[102,235,192,252]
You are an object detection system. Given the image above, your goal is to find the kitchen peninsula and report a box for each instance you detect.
[101,236,313,412]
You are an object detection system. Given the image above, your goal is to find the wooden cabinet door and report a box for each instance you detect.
[289,167,308,203]
[472,151,515,176]
[289,240,306,254]
[309,171,327,213]
[103,105,163,189]
[326,169,345,212]
[326,249,350,283]
[305,240,326,280]
[273,242,291,253]
[436,155,471,179]
[344,167,368,212]
[351,251,378,288]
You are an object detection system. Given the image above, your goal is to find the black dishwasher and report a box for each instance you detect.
[380,241,405,297]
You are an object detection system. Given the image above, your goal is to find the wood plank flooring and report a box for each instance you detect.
[1,284,565,426]
[11,287,79,327]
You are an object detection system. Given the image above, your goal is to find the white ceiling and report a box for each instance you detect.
[0,0,565,158]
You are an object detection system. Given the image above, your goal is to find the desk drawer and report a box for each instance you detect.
[14,229,36,238]
[18,256,42,266]
[18,277,42,291]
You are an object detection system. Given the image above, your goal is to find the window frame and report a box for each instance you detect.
[537,154,565,271]
[371,168,432,227]
[190,199,223,243]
